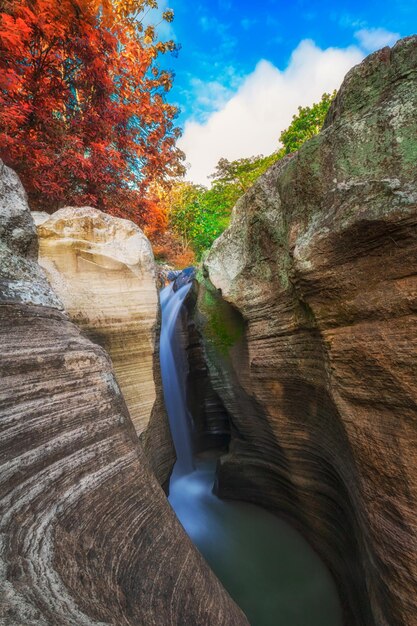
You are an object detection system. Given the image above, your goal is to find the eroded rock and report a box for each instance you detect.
[33,207,174,482]
[0,165,62,310]
[0,162,248,625]
[202,36,417,626]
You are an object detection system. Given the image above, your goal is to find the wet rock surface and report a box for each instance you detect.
[179,285,232,454]
[0,162,248,625]
[202,37,417,626]
[173,266,196,291]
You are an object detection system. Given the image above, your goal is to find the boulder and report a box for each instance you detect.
[0,164,62,309]
[202,36,417,626]
[34,207,174,482]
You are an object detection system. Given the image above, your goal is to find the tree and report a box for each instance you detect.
[168,152,285,260]
[166,92,339,263]
[0,0,184,218]
[209,152,283,193]
[279,91,336,154]
[167,182,225,259]
[141,181,169,238]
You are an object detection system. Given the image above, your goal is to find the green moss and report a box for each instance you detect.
[295,298,317,328]
[278,263,290,290]
[195,264,204,283]
[197,277,245,356]
[400,135,417,165]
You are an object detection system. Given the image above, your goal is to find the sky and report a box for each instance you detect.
[156,0,417,185]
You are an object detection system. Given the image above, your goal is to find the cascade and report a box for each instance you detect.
[159,278,343,626]
[160,282,194,476]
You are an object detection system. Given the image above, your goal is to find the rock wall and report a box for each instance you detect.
[0,161,248,625]
[180,297,230,454]
[202,37,417,626]
[33,207,174,483]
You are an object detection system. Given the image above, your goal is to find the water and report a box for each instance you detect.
[160,282,194,476]
[160,283,343,626]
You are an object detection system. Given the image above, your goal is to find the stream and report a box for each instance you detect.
[160,282,343,626]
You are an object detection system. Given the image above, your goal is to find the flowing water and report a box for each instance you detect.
[160,282,194,477]
[160,283,343,626]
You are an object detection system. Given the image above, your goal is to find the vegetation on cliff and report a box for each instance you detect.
[159,91,336,263]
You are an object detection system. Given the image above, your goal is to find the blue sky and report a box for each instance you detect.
[156,0,416,182]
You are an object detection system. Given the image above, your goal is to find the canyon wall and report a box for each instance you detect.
[33,207,174,483]
[201,36,417,626]
[183,287,232,454]
[0,161,248,625]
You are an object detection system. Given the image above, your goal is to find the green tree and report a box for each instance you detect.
[168,181,232,259]
[169,152,286,259]
[279,91,336,154]
[168,92,338,262]
[168,182,205,250]
[209,152,283,193]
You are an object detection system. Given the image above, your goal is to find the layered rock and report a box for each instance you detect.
[0,161,248,625]
[184,287,232,453]
[33,207,174,482]
[202,37,417,626]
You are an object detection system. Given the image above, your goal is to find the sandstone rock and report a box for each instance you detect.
[203,36,417,626]
[0,162,248,625]
[32,211,50,226]
[34,207,174,482]
[184,287,232,453]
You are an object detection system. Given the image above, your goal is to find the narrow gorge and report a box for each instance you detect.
[0,164,246,625]
[1,35,416,626]
[161,281,342,625]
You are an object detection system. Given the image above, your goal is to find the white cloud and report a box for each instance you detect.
[354,28,400,52]
[188,78,234,117]
[178,39,364,185]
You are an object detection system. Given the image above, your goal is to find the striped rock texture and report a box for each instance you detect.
[33,207,174,483]
[201,37,417,626]
[0,162,248,625]
[184,288,232,453]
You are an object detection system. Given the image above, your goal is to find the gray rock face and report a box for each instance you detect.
[201,36,417,626]
[0,162,248,625]
[0,162,62,309]
[0,161,37,258]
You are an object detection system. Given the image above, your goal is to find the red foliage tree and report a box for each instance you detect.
[0,0,184,221]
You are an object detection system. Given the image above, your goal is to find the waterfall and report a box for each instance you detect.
[159,278,343,626]
[160,282,194,477]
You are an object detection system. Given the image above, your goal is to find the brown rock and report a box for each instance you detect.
[0,162,248,625]
[202,37,417,626]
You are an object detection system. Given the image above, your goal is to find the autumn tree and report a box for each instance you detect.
[0,0,184,219]
[141,181,169,238]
